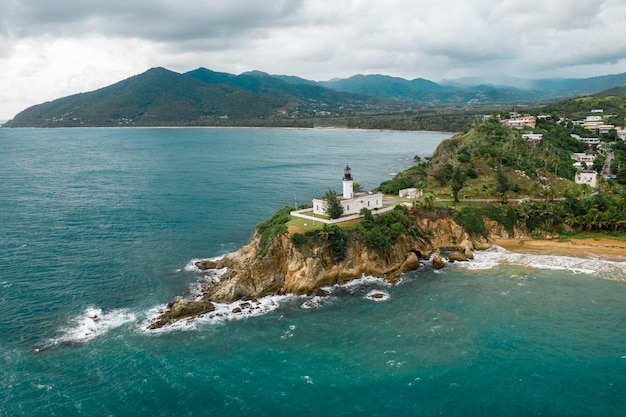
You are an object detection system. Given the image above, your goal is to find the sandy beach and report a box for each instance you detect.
[494,237,626,261]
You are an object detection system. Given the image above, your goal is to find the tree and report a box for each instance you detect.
[360,207,374,224]
[421,194,436,210]
[434,162,454,185]
[593,154,606,174]
[495,168,510,203]
[541,186,557,202]
[324,189,344,219]
[603,128,618,142]
[450,166,466,203]
[321,224,348,262]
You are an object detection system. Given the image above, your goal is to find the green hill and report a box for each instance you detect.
[186,68,378,109]
[4,67,297,127]
[377,117,591,201]
[376,116,626,235]
[5,66,626,128]
[540,88,626,125]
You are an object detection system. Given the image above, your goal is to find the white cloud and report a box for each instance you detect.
[0,37,154,118]
[2,0,626,119]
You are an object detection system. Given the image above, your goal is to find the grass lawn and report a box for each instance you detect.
[287,215,364,234]
[287,216,324,234]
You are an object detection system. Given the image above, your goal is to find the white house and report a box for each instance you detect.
[571,134,601,146]
[575,170,598,188]
[399,187,422,199]
[312,165,383,216]
[598,125,615,135]
[571,153,596,164]
[503,116,536,129]
[583,121,603,133]
[522,133,543,146]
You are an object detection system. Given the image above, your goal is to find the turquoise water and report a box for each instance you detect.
[1,127,625,416]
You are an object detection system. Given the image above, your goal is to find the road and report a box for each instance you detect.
[602,148,614,177]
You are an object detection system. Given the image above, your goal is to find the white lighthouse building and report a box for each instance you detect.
[312,165,383,216]
[342,164,354,199]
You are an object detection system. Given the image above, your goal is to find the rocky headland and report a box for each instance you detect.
[148,213,500,329]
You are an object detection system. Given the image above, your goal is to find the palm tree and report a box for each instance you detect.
[541,187,557,202]
[422,195,436,211]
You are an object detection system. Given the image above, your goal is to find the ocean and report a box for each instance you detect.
[1,127,625,416]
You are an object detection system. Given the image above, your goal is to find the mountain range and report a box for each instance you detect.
[4,67,626,127]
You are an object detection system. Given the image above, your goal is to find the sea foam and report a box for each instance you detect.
[145,269,401,330]
[184,256,226,273]
[37,307,136,351]
[459,245,626,280]
[142,295,291,333]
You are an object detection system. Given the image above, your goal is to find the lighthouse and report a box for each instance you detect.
[311,165,383,217]
[342,165,353,199]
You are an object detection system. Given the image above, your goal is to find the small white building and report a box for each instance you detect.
[571,153,596,164]
[575,170,598,188]
[503,116,536,129]
[598,125,615,135]
[583,121,603,133]
[522,133,543,146]
[572,134,601,146]
[399,187,422,199]
[312,165,383,216]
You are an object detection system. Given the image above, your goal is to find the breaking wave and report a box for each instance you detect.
[142,295,290,333]
[36,307,136,351]
[458,245,626,280]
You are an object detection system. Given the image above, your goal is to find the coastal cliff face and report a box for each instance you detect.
[149,216,494,329]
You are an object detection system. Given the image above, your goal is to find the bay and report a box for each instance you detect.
[1,127,625,416]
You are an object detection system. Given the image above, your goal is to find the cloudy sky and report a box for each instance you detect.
[2,0,626,119]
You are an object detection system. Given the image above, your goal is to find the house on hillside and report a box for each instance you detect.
[575,170,598,188]
[598,125,615,135]
[399,188,422,199]
[571,153,596,164]
[572,152,595,170]
[583,121,603,133]
[503,116,536,129]
[522,133,543,146]
[571,134,600,147]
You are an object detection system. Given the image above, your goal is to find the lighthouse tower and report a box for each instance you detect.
[342,165,353,199]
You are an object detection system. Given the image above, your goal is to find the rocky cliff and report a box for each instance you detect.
[148,215,500,329]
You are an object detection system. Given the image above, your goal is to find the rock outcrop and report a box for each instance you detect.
[147,296,215,329]
[201,232,431,304]
[148,214,491,329]
[432,250,445,269]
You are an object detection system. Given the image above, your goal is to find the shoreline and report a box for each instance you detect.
[493,237,626,261]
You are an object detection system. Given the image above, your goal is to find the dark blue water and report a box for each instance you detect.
[1,127,625,416]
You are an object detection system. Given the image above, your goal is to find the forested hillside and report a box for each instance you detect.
[376,117,626,235]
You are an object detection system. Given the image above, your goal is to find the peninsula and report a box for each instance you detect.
[148,112,626,329]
